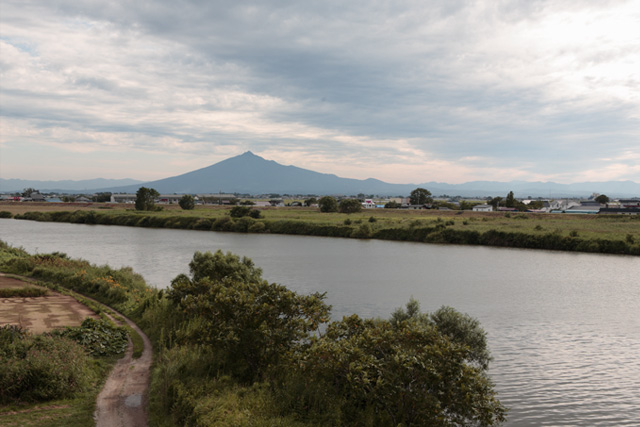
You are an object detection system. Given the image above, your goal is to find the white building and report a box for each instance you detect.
[472,204,493,212]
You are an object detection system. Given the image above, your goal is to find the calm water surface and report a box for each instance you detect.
[1,219,639,426]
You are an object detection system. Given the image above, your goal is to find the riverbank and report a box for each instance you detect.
[1,202,638,255]
[0,242,507,426]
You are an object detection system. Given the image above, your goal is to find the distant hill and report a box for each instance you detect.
[3,152,639,198]
[0,178,144,193]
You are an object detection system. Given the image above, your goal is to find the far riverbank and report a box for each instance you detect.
[1,201,638,255]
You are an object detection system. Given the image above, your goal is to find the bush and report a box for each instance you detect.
[230,206,252,218]
[338,199,362,214]
[50,318,129,357]
[318,196,338,213]
[0,211,12,218]
[167,251,330,383]
[0,328,95,403]
[178,195,195,210]
[276,305,505,425]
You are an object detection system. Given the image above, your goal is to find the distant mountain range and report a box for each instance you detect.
[0,178,144,193]
[2,152,639,198]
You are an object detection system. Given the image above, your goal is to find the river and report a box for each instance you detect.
[1,218,639,426]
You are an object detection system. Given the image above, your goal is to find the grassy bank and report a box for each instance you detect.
[1,242,507,426]
[2,201,639,255]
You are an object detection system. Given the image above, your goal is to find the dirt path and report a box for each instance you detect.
[94,312,153,427]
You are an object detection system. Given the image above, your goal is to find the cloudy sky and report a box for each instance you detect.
[1,0,639,185]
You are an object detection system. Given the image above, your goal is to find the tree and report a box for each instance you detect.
[338,198,362,214]
[135,187,159,211]
[595,194,610,204]
[318,196,338,213]
[167,250,330,382]
[21,188,38,198]
[505,191,516,208]
[384,201,401,209]
[409,188,432,205]
[277,299,506,426]
[178,194,195,210]
[489,197,503,209]
[304,197,318,207]
[93,192,112,203]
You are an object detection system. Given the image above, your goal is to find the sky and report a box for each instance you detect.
[1,0,639,185]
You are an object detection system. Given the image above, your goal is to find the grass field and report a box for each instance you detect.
[2,201,638,254]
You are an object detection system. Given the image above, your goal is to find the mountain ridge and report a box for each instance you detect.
[2,152,639,198]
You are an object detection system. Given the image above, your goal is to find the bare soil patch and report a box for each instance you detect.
[0,275,98,334]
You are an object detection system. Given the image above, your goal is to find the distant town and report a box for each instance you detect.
[4,187,639,215]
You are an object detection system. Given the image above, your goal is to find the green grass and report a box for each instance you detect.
[0,356,119,427]
[10,206,640,255]
[0,287,48,298]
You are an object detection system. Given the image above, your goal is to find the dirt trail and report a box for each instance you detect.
[94,313,153,427]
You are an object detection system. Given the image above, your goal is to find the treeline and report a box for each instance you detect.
[0,243,506,426]
[9,209,640,255]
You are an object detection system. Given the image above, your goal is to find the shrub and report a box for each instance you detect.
[178,195,195,210]
[0,211,12,218]
[276,304,505,426]
[318,196,338,213]
[50,318,129,357]
[0,329,95,403]
[338,199,362,214]
[230,206,252,218]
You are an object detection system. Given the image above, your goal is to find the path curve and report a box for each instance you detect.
[94,313,153,427]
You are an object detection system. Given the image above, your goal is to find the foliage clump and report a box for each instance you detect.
[0,326,96,404]
[50,318,129,357]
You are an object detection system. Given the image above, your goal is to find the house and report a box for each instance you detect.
[472,204,493,212]
[362,199,376,209]
[30,193,45,202]
[619,199,640,208]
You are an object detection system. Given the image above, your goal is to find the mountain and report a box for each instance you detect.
[3,152,639,197]
[104,151,413,195]
[0,178,144,193]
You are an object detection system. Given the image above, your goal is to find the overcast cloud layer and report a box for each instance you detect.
[1,0,639,184]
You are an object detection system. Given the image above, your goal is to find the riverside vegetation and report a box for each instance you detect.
[1,241,506,426]
[0,245,139,426]
[1,201,639,255]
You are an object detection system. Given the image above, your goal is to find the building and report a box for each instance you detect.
[472,204,493,212]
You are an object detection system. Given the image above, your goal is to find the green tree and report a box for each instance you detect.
[304,197,318,207]
[167,250,330,382]
[595,194,610,204]
[318,196,338,213]
[505,191,516,208]
[338,198,362,214]
[135,187,159,211]
[21,188,38,198]
[92,192,112,203]
[489,197,503,209]
[277,300,506,425]
[178,194,195,210]
[230,206,251,217]
[384,201,401,208]
[410,187,433,205]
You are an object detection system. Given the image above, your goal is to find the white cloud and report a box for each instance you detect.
[1,0,639,184]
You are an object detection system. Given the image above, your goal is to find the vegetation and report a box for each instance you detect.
[338,198,362,214]
[595,194,610,204]
[410,187,433,205]
[1,242,507,426]
[318,196,338,212]
[178,194,195,210]
[7,204,639,255]
[0,287,48,298]
[135,187,159,211]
